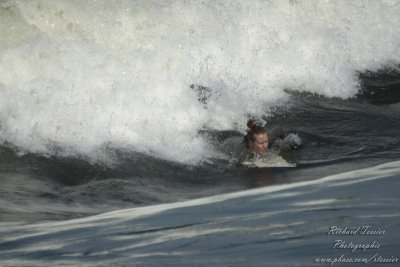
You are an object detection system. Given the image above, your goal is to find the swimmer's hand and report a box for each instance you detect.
[283,133,302,150]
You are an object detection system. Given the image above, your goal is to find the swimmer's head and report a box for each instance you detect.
[244,119,268,155]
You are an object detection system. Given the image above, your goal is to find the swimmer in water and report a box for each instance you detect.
[219,119,299,164]
[243,119,271,155]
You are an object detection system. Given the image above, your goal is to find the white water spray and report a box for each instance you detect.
[0,0,399,163]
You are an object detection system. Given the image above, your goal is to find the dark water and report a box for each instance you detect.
[1,159,399,267]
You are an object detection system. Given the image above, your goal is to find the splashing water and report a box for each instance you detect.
[0,0,399,163]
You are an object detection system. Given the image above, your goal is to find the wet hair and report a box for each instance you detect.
[243,119,268,146]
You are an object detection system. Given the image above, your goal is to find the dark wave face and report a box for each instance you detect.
[274,70,400,166]
[358,69,400,105]
[1,70,399,223]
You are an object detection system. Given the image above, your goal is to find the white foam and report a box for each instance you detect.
[293,199,337,206]
[0,0,399,163]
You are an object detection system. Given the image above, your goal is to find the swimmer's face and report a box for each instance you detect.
[249,133,268,155]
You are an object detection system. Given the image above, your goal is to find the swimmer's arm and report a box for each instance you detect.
[237,148,250,164]
[267,127,287,148]
[269,127,302,150]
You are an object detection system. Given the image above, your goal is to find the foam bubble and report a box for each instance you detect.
[0,0,399,163]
